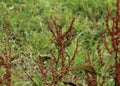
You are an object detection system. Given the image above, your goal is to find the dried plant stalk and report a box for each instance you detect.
[38,17,79,86]
[85,50,97,86]
[0,6,12,86]
[104,0,120,85]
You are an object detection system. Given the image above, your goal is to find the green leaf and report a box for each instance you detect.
[102,53,115,76]
[32,76,42,86]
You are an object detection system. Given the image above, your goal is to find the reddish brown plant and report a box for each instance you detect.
[103,0,120,85]
[0,6,12,86]
[85,50,97,86]
[38,17,79,86]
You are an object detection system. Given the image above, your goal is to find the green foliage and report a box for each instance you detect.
[32,76,42,86]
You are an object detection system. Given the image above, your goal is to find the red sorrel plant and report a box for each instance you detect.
[97,38,104,66]
[85,50,97,86]
[37,17,79,86]
[97,0,120,85]
[106,0,120,85]
[0,6,12,86]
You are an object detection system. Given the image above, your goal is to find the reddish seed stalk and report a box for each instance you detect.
[103,35,112,54]
[104,0,120,85]
[97,38,104,66]
[0,6,12,86]
[85,51,97,86]
[38,17,79,86]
